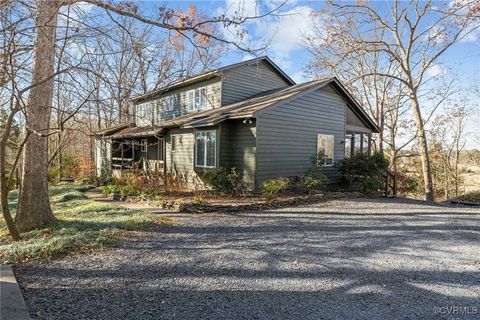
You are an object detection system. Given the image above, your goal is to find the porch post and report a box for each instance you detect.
[163,139,167,178]
[157,137,161,174]
[359,133,364,153]
[121,142,124,173]
[145,138,148,174]
[367,134,372,156]
[132,140,135,167]
[351,133,355,155]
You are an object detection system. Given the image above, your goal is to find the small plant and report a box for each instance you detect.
[335,152,389,193]
[192,195,206,205]
[202,167,246,195]
[300,154,328,193]
[261,178,289,201]
[202,167,232,193]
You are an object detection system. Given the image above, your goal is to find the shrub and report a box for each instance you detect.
[202,167,231,193]
[456,191,480,204]
[261,178,289,201]
[48,167,59,183]
[100,170,166,201]
[300,154,328,193]
[192,195,206,205]
[202,167,245,195]
[335,152,389,193]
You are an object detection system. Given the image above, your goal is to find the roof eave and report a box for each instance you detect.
[129,71,220,103]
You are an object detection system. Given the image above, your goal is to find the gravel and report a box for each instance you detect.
[15,197,480,320]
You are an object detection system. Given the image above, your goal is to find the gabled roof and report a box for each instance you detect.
[103,77,380,139]
[130,56,295,103]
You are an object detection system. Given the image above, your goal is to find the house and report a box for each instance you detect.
[94,56,380,189]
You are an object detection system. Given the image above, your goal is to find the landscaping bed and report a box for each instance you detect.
[0,183,173,264]
[450,191,480,206]
[108,190,365,213]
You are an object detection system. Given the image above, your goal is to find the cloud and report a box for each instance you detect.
[215,1,325,81]
[425,64,447,78]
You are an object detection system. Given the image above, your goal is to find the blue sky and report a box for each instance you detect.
[81,0,480,148]
[177,0,480,148]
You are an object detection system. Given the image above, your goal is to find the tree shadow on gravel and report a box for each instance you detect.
[16,210,480,320]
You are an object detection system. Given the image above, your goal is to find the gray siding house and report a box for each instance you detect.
[94,56,380,189]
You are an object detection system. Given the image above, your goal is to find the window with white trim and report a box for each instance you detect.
[195,130,216,168]
[317,134,334,166]
[196,88,207,109]
[188,87,207,111]
[166,96,174,111]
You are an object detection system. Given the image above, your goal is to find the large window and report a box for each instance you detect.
[345,134,353,159]
[188,87,207,111]
[317,134,334,166]
[195,130,216,168]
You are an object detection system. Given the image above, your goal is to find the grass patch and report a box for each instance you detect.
[0,183,173,264]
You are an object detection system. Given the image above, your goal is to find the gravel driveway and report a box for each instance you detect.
[16,198,480,320]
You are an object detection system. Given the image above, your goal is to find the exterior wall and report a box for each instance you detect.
[135,77,222,126]
[165,128,195,175]
[221,60,290,105]
[346,108,371,131]
[255,84,347,185]
[219,120,257,187]
[95,138,111,177]
[164,121,257,189]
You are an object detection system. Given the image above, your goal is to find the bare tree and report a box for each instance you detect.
[2,0,287,238]
[307,0,480,200]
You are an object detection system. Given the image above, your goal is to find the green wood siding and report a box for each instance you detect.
[136,77,222,126]
[165,128,195,174]
[221,60,290,105]
[219,120,257,187]
[256,85,347,185]
[95,139,111,177]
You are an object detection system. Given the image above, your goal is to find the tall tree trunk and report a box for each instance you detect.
[0,111,21,240]
[410,96,434,201]
[16,0,59,231]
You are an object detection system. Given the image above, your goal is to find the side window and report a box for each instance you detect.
[317,134,334,166]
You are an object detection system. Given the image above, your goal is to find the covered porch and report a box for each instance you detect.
[344,129,373,158]
[110,136,166,177]
[104,126,166,178]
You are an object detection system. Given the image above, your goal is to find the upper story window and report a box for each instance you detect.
[317,134,334,166]
[188,87,207,111]
[166,96,174,111]
[136,103,151,123]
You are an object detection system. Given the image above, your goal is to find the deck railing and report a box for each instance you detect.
[384,169,397,198]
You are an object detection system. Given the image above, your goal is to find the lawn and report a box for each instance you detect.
[0,183,172,264]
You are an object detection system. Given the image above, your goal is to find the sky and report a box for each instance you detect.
[79,0,480,149]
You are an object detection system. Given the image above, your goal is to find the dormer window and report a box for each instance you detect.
[188,87,207,111]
